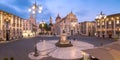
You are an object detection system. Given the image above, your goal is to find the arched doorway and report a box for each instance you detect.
[89,32,91,36]
[97,31,100,37]
[5,21,10,41]
[102,31,105,38]
[71,30,73,36]
[3,13,11,41]
[108,31,112,38]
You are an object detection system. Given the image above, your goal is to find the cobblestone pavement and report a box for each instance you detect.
[0,35,115,60]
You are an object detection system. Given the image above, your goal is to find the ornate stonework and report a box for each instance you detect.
[53,12,78,36]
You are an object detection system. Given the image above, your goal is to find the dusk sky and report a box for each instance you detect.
[0,0,120,23]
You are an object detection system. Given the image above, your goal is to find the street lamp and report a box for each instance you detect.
[71,22,77,40]
[28,0,43,37]
[28,0,43,57]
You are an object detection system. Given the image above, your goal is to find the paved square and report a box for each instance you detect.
[0,36,115,60]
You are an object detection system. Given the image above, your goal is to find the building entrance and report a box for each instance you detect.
[71,30,73,36]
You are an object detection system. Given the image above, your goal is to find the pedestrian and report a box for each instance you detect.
[69,41,71,44]
[73,38,76,41]
[68,37,69,39]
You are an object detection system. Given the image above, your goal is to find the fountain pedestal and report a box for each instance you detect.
[55,31,73,47]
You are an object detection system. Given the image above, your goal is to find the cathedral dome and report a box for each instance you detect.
[66,11,77,20]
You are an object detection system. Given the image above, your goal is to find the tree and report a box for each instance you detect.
[39,23,51,32]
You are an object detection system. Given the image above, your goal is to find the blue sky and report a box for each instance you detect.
[0,0,120,23]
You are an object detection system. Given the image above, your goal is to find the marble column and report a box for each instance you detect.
[95,21,98,37]
[105,20,107,37]
[86,23,88,36]
[113,19,116,38]
[100,21,102,37]
[1,13,4,40]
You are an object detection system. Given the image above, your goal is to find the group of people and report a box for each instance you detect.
[67,37,77,41]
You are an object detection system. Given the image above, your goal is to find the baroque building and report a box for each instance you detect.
[0,10,23,41]
[96,12,120,38]
[53,12,79,36]
[22,14,37,37]
[29,14,37,36]
[22,19,33,37]
[79,21,96,36]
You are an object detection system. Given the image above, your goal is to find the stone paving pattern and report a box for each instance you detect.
[0,35,115,60]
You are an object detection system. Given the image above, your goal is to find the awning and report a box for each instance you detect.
[83,41,120,60]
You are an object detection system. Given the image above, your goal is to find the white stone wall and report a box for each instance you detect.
[0,10,24,41]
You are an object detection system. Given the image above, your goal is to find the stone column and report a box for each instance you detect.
[105,20,107,37]
[113,19,116,38]
[86,23,88,36]
[95,21,97,37]
[0,12,2,39]
[100,21,102,37]
[1,12,5,40]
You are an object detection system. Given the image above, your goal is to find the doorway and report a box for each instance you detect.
[71,30,73,36]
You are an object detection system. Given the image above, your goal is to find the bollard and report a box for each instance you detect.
[3,58,8,60]
[10,57,14,60]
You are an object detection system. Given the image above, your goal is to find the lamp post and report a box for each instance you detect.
[71,22,77,40]
[96,12,106,38]
[28,0,43,37]
[28,0,43,57]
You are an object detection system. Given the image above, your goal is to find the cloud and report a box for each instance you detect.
[75,10,89,17]
[36,7,53,23]
[1,0,120,23]
[44,0,88,22]
[45,0,79,16]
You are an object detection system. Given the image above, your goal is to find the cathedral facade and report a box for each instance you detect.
[53,12,79,36]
